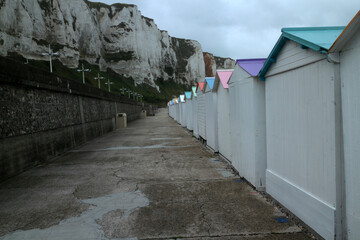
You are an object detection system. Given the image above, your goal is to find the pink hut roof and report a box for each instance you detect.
[236,58,266,77]
[196,82,205,92]
[217,70,233,89]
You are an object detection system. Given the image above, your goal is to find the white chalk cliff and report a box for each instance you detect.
[0,0,205,88]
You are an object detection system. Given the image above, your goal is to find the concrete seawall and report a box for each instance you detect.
[0,57,156,182]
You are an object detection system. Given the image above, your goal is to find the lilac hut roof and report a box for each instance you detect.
[236,58,267,77]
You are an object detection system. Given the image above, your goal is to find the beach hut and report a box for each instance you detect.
[192,86,199,138]
[204,77,218,152]
[329,11,360,239]
[168,100,173,118]
[179,94,186,127]
[258,26,345,240]
[228,59,266,191]
[213,70,233,160]
[175,97,180,124]
[185,91,193,131]
[196,81,206,140]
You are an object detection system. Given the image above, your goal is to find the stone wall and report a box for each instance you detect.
[0,57,155,182]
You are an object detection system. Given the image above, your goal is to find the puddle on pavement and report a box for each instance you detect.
[209,158,236,178]
[0,191,149,240]
[216,168,235,178]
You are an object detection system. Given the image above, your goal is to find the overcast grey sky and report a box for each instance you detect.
[91,0,359,59]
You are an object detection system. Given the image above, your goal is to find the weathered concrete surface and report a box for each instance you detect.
[0,109,312,239]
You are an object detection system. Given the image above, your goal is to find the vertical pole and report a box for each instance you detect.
[98,73,100,88]
[108,79,110,92]
[82,64,85,84]
[49,45,53,73]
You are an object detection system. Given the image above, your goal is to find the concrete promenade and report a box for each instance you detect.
[0,109,312,239]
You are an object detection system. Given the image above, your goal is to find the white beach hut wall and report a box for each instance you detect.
[204,77,218,152]
[258,26,345,240]
[213,70,233,161]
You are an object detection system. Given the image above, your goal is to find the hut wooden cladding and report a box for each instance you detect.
[168,10,360,240]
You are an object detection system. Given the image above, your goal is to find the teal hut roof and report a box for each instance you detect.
[258,26,345,81]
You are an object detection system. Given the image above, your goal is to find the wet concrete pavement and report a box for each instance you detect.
[0,109,312,239]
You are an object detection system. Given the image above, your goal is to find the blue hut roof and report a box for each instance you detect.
[185,91,192,99]
[205,77,215,90]
[258,26,345,81]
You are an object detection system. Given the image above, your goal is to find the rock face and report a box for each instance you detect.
[203,52,235,77]
[0,0,205,88]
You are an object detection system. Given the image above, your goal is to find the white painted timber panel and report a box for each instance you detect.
[186,100,193,130]
[217,86,231,160]
[192,98,199,138]
[232,70,266,190]
[197,91,206,139]
[169,105,174,118]
[229,64,252,169]
[181,102,187,127]
[266,58,338,239]
[205,92,218,152]
[178,102,182,124]
[175,103,180,123]
[340,28,360,240]
[266,41,325,77]
[229,83,239,169]
[266,170,335,240]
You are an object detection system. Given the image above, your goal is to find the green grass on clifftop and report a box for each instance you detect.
[6,53,190,106]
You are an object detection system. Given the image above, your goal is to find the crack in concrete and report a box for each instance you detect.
[198,201,212,236]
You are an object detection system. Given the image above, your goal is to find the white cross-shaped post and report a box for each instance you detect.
[94,73,104,88]
[120,88,126,96]
[40,44,59,73]
[126,90,132,98]
[105,78,114,92]
[77,64,91,84]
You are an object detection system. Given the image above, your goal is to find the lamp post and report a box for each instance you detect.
[105,78,114,92]
[77,64,91,84]
[40,44,59,73]
[94,73,104,88]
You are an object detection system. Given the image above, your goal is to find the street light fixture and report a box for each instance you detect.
[105,78,114,92]
[77,64,91,84]
[94,73,104,88]
[40,44,59,73]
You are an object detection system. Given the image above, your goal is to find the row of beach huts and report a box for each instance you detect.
[168,11,359,240]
